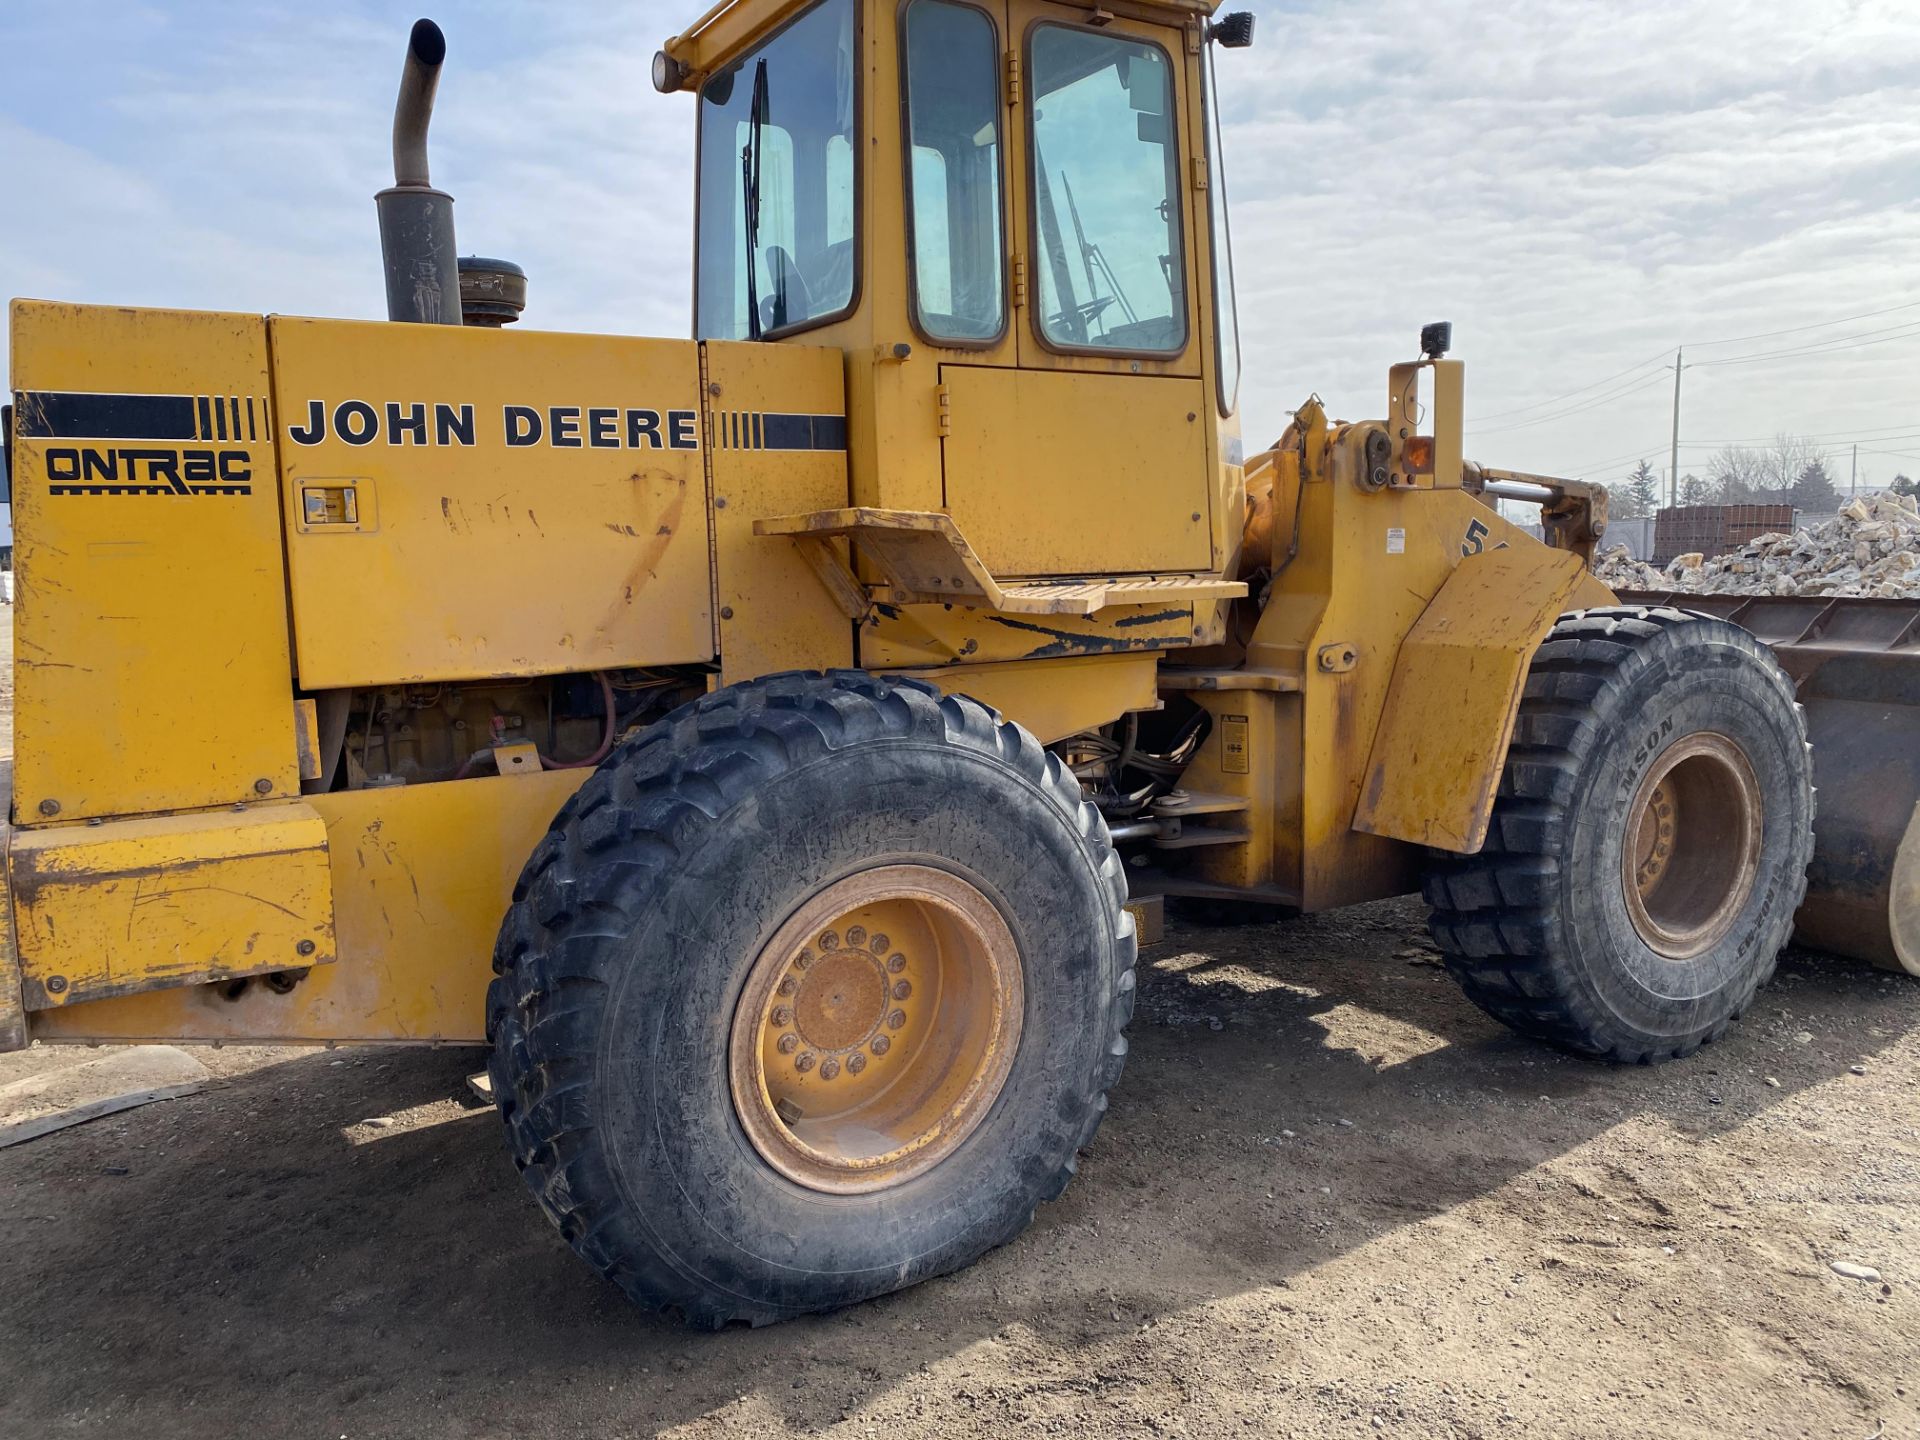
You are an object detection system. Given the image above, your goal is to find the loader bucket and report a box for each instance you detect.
[1616,591,1920,976]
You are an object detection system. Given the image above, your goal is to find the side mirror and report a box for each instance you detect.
[1207,12,1256,48]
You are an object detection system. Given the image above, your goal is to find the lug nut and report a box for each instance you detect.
[772,1005,793,1026]
[846,925,867,947]
[892,980,912,1001]
[887,1009,907,1030]
[869,933,889,954]
[794,1052,816,1072]
[846,1052,867,1074]
[819,930,841,951]
[777,1033,800,1054]
[871,1035,891,1056]
[820,1058,840,1080]
[887,953,907,974]
[778,976,797,997]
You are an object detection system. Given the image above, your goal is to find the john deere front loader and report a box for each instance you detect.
[3,0,1906,1326]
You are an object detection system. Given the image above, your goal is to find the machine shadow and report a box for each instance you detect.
[0,899,1908,1437]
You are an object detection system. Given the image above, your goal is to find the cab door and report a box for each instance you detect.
[936,0,1213,577]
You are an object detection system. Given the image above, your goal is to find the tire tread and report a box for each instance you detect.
[487,670,1134,1326]
[1424,605,1812,1062]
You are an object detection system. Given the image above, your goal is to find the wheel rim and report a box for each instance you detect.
[729,865,1024,1195]
[1620,732,1764,960]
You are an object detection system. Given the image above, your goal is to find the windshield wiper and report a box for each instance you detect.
[741,57,770,341]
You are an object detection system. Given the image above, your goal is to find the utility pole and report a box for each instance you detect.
[1852,443,1858,498]
[1668,348,1684,510]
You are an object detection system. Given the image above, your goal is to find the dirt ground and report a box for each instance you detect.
[0,623,1916,1439]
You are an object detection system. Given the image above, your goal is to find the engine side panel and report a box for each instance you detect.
[8,300,300,825]
[271,316,715,688]
[25,771,588,1046]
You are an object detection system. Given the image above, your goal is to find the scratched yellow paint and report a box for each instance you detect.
[10,802,334,1009]
[271,316,715,688]
[26,772,586,1046]
[9,301,300,824]
[905,653,1160,745]
[940,367,1214,577]
[861,599,1196,669]
[1353,544,1589,852]
[706,340,855,683]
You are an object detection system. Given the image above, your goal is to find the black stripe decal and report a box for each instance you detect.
[48,485,251,497]
[247,398,258,441]
[752,412,764,450]
[757,413,848,451]
[197,396,213,440]
[13,392,201,441]
[213,396,227,440]
[229,396,241,440]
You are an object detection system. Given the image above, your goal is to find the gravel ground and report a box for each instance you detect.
[1,619,1916,1439]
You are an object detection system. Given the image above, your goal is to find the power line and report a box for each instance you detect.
[1674,420,1920,446]
[1464,348,1673,425]
[1463,298,1920,432]
[1545,441,1669,478]
[1684,299,1920,348]
[1691,320,1920,369]
[1674,428,1920,451]
[1467,371,1671,437]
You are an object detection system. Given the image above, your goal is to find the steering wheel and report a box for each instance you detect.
[1047,294,1116,336]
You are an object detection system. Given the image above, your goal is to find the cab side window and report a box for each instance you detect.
[902,0,1006,344]
[1027,26,1186,355]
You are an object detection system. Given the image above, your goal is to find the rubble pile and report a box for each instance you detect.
[1594,494,1920,599]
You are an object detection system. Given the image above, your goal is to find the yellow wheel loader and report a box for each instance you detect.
[2,1,1911,1327]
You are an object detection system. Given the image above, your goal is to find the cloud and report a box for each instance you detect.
[4,0,1919,504]
[1217,0,1920,485]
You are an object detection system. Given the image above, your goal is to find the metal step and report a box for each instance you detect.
[755,507,1246,617]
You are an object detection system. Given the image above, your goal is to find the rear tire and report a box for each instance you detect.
[486,670,1135,1326]
[1425,606,1813,1063]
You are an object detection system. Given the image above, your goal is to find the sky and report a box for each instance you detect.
[4,0,1919,548]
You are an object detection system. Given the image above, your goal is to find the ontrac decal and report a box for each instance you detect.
[14,390,259,496]
[285,399,701,452]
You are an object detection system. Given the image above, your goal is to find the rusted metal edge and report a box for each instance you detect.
[0,822,26,1053]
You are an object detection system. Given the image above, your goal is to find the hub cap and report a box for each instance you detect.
[1621,732,1764,960]
[729,865,1023,1194]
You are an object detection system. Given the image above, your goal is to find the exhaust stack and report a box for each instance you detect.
[375,19,462,324]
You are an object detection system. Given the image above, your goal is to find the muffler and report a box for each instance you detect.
[375,18,462,324]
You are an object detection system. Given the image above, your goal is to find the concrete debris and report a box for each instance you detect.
[1829,1260,1883,1283]
[1595,493,1920,599]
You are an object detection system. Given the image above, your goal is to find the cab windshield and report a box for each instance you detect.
[695,0,857,341]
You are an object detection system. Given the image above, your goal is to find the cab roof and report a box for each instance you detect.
[661,0,1218,91]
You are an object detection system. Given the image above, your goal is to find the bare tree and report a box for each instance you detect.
[1709,434,1830,503]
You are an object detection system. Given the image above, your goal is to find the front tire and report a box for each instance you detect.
[1425,606,1813,1063]
[486,671,1135,1326]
